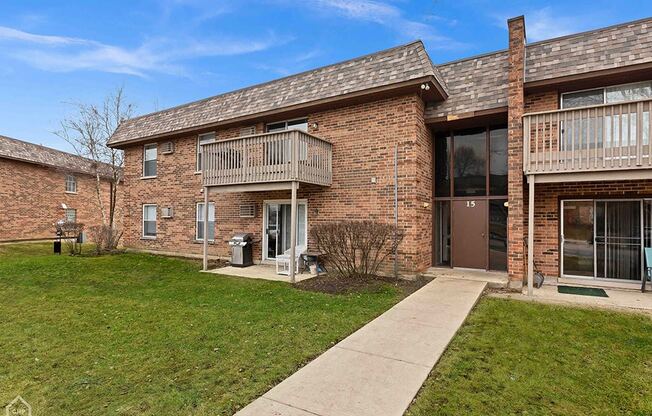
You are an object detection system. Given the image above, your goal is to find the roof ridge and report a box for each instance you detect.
[437,48,508,67]
[526,15,652,47]
[118,40,427,127]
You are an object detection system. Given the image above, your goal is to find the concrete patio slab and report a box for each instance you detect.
[491,284,652,316]
[235,277,486,416]
[204,264,313,283]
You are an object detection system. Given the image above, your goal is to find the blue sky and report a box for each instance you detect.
[1,0,651,152]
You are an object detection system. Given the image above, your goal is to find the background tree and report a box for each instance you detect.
[55,87,134,249]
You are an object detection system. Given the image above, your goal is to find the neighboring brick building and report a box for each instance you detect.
[0,135,116,242]
[109,15,652,289]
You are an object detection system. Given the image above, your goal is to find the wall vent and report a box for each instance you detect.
[161,207,174,218]
[239,203,255,218]
[240,125,256,137]
[161,141,175,154]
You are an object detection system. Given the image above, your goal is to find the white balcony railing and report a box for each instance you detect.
[201,129,332,187]
[523,99,652,175]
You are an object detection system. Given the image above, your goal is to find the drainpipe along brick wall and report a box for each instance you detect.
[507,16,526,288]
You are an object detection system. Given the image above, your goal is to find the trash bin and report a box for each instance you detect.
[228,233,253,267]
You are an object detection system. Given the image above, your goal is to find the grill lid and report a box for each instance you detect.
[230,233,252,242]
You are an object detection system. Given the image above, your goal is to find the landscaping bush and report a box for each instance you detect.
[88,224,123,254]
[310,221,404,278]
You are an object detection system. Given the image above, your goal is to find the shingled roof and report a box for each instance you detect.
[0,135,114,178]
[526,16,652,83]
[108,41,446,146]
[425,50,509,120]
[426,17,652,120]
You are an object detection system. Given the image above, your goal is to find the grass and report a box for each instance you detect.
[0,243,403,415]
[407,297,652,416]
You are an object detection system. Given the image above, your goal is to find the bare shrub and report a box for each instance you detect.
[310,221,404,278]
[88,225,123,254]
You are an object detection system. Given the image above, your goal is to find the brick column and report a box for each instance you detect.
[507,16,526,289]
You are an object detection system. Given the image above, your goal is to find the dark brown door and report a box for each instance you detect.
[452,199,487,269]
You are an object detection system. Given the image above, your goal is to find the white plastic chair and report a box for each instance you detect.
[276,245,306,275]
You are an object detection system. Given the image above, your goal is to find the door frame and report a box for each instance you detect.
[561,198,645,282]
[262,199,308,262]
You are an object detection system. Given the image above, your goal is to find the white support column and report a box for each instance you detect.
[202,187,209,271]
[527,177,535,296]
[289,181,298,284]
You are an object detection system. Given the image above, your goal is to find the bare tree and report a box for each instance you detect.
[55,87,134,247]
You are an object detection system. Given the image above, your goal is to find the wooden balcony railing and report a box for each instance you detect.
[201,129,332,187]
[523,99,652,175]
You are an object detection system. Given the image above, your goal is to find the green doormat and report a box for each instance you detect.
[558,285,608,297]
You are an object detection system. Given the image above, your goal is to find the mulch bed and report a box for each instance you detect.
[295,273,433,296]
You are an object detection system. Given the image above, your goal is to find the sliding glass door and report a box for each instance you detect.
[562,199,647,281]
[263,201,307,260]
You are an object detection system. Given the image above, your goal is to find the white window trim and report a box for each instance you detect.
[265,117,308,133]
[142,204,157,239]
[262,199,308,262]
[142,144,157,179]
[561,80,652,109]
[195,202,216,242]
[64,174,77,194]
[196,132,216,173]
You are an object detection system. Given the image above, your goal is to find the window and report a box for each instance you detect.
[142,205,157,238]
[266,118,308,133]
[561,81,652,109]
[561,82,652,154]
[64,208,77,223]
[453,128,486,197]
[265,118,308,164]
[434,133,451,197]
[196,132,216,171]
[196,202,215,241]
[65,174,77,193]
[489,127,508,196]
[143,144,157,177]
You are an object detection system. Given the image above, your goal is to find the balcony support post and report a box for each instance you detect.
[289,181,298,284]
[527,177,535,296]
[202,186,209,271]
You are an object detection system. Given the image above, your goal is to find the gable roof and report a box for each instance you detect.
[526,16,652,83]
[0,134,114,177]
[108,41,446,147]
[425,50,509,120]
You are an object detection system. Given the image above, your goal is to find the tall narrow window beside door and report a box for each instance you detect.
[196,202,215,241]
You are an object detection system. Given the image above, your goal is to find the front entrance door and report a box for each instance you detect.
[452,199,487,269]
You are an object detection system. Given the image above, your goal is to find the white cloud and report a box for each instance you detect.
[0,26,287,77]
[307,0,467,49]
[525,8,582,41]
[492,7,590,42]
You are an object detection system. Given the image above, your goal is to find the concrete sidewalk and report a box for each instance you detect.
[236,277,486,416]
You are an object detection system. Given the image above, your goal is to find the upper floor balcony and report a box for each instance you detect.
[200,129,332,189]
[523,99,652,181]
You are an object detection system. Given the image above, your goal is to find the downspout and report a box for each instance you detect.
[394,144,399,278]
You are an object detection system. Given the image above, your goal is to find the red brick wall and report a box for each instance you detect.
[120,94,432,275]
[507,16,527,286]
[530,180,652,277]
[0,158,113,241]
[524,90,558,113]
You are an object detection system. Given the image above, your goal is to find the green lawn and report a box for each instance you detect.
[407,298,652,416]
[0,243,402,415]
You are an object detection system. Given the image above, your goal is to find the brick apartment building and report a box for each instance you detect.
[109,16,652,290]
[0,135,115,242]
